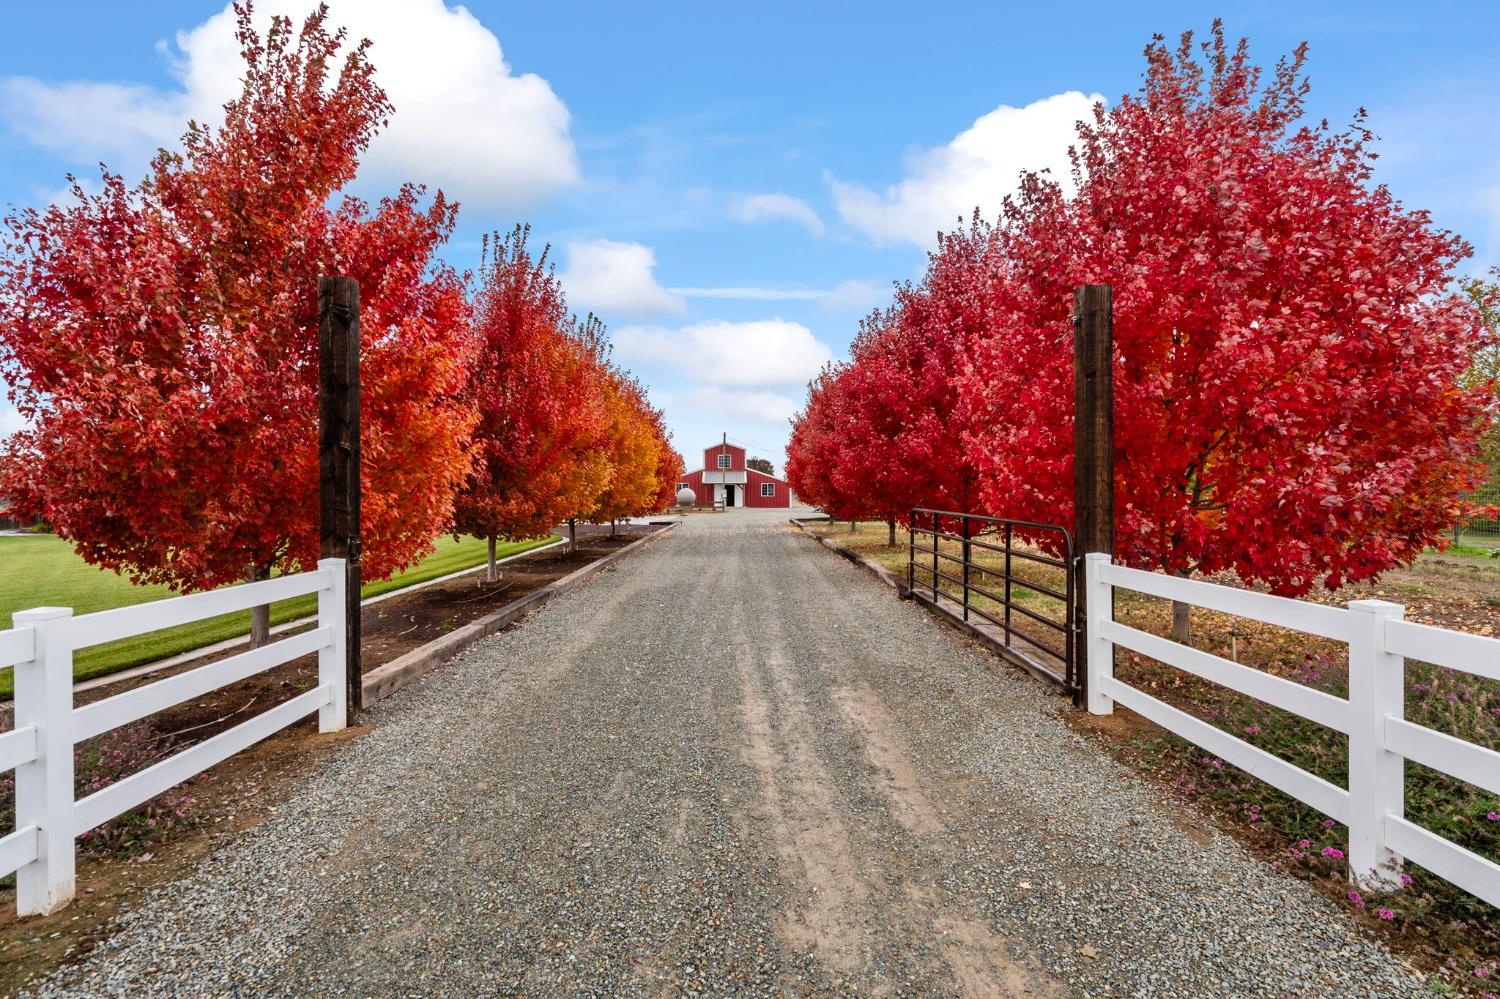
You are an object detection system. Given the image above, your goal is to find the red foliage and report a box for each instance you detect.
[452,227,612,543]
[786,365,871,523]
[792,24,1494,594]
[0,5,478,589]
[958,26,1491,593]
[831,268,981,528]
[590,368,671,523]
[649,417,687,514]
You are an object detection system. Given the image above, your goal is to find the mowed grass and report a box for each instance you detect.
[0,533,553,696]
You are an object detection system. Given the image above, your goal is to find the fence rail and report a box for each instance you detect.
[1085,553,1500,908]
[908,508,1078,692]
[0,559,348,915]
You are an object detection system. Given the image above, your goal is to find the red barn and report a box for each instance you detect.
[678,438,792,508]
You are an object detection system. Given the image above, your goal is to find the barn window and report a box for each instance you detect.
[761,482,775,497]
[717,454,731,469]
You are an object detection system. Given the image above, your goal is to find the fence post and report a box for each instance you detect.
[1348,598,1405,890]
[317,558,349,733]
[319,275,362,715]
[932,511,940,604]
[1073,284,1114,707]
[1004,523,1013,644]
[906,509,915,598]
[961,516,972,622]
[13,607,75,915]
[1083,555,1115,716]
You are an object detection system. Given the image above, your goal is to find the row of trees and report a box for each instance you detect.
[0,6,683,631]
[454,225,679,581]
[788,25,1497,626]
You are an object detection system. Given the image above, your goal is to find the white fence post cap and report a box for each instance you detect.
[1348,599,1403,615]
[13,607,73,622]
[1084,551,1111,562]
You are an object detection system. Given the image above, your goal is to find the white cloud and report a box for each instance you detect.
[820,279,888,313]
[730,192,824,236]
[562,240,685,319]
[669,286,823,301]
[675,386,801,425]
[1,0,577,210]
[662,280,888,311]
[613,319,832,388]
[0,403,27,439]
[827,91,1102,247]
[0,79,184,165]
[1483,185,1500,270]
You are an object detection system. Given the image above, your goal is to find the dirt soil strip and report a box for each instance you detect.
[25,508,1429,997]
[789,516,905,591]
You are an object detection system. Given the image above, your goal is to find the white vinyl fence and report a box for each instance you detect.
[1084,553,1500,907]
[1,559,348,915]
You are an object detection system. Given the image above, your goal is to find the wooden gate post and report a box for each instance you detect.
[1073,284,1114,708]
[319,276,362,714]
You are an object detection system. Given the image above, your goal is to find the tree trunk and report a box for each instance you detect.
[849,519,856,533]
[486,535,498,583]
[611,518,617,538]
[249,562,272,650]
[887,518,896,547]
[1171,599,1192,643]
[568,518,577,553]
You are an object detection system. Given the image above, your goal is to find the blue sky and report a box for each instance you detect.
[3,1,1498,470]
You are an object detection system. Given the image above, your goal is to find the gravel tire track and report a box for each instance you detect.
[28,509,1430,997]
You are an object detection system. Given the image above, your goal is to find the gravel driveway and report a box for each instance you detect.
[33,508,1428,997]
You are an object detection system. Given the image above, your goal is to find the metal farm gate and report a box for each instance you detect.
[907,508,1080,695]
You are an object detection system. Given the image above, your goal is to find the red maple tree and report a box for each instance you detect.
[589,368,670,528]
[958,26,1492,613]
[0,6,477,639]
[452,226,612,578]
[786,365,872,527]
[831,263,981,545]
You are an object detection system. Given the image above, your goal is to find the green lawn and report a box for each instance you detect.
[0,533,553,696]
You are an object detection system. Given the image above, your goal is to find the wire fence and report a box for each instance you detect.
[1456,483,1500,545]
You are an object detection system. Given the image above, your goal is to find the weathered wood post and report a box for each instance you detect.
[1073,284,1114,708]
[318,276,362,714]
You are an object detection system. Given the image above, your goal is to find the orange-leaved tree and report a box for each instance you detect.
[589,369,667,531]
[452,226,614,579]
[648,413,686,514]
[0,6,477,645]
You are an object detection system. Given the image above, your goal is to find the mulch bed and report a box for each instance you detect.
[0,523,659,992]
